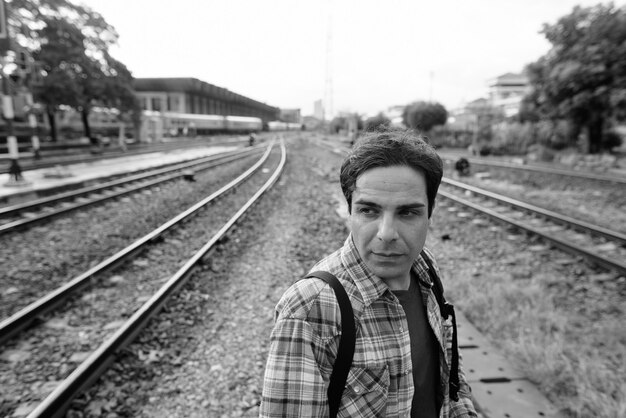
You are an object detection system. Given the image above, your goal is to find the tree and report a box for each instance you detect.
[525,3,626,153]
[8,0,119,53]
[402,101,448,132]
[363,112,391,131]
[101,55,142,143]
[329,116,346,134]
[8,0,138,142]
[31,17,86,141]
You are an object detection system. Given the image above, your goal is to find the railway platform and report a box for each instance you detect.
[0,144,239,206]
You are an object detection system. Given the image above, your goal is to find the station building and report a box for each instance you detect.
[134,77,280,124]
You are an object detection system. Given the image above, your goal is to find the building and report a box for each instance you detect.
[133,77,280,124]
[313,99,324,121]
[279,108,302,124]
[302,115,323,130]
[448,98,493,131]
[487,72,530,118]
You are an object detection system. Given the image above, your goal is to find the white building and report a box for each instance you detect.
[313,99,325,121]
[487,73,530,118]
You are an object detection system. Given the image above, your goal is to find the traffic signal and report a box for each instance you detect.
[16,50,31,73]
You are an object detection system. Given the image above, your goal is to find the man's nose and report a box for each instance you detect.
[376,213,399,242]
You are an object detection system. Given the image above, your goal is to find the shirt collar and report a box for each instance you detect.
[339,234,434,308]
[413,253,434,289]
[340,234,389,309]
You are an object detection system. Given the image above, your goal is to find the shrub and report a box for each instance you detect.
[601,131,623,150]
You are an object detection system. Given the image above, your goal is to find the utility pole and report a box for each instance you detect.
[0,0,28,185]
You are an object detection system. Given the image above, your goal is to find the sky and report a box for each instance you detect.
[78,0,625,117]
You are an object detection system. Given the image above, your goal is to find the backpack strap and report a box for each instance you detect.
[305,271,356,418]
[420,250,460,402]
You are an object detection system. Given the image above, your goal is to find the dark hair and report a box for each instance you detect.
[340,129,443,218]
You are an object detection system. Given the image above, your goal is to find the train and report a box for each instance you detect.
[1,107,302,148]
[141,111,264,139]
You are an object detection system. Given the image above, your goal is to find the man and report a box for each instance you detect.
[261,130,477,417]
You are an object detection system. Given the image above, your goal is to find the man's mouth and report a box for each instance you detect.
[372,251,403,258]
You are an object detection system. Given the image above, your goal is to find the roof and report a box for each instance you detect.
[489,72,529,87]
[133,77,278,111]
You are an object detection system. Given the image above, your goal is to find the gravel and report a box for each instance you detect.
[0,152,263,320]
[0,149,276,417]
[61,135,348,418]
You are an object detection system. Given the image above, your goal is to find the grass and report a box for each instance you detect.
[430,229,625,418]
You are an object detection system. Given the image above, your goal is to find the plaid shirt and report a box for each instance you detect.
[261,236,477,418]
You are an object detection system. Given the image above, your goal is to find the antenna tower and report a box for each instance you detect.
[324,5,333,121]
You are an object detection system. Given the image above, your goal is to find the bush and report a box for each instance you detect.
[601,131,623,150]
[488,122,537,155]
[363,113,391,131]
[477,120,579,155]
[428,126,473,148]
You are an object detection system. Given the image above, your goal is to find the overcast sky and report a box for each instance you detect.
[78,0,624,117]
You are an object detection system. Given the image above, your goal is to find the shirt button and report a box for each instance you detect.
[399,326,404,332]
[354,386,361,393]
[405,369,410,375]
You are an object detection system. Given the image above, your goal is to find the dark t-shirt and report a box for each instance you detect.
[392,274,439,418]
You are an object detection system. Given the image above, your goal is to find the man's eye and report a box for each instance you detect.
[358,207,376,215]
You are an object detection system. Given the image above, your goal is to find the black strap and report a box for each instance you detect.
[306,271,356,418]
[420,251,460,402]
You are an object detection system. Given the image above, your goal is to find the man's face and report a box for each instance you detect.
[348,165,430,290]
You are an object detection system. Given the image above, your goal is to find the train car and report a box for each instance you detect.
[5,106,264,145]
[141,111,262,140]
[267,121,304,131]
[225,115,263,132]
[158,112,226,136]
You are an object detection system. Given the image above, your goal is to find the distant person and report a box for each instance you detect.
[8,159,24,182]
[261,129,477,417]
[249,132,257,147]
[455,157,470,177]
[118,122,128,152]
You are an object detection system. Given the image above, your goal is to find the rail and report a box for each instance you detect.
[440,153,626,184]
[24,140,286,418]
[0,147,264,234]
[0,143,274,346]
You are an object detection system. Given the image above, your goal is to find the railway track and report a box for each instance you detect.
[0,135,251,175]
[314,138,626,275]
[0,140,286,418]
[438,152,626,184]
[439,178,626,275]
[0,146,265,235]
[320,137,626,185]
